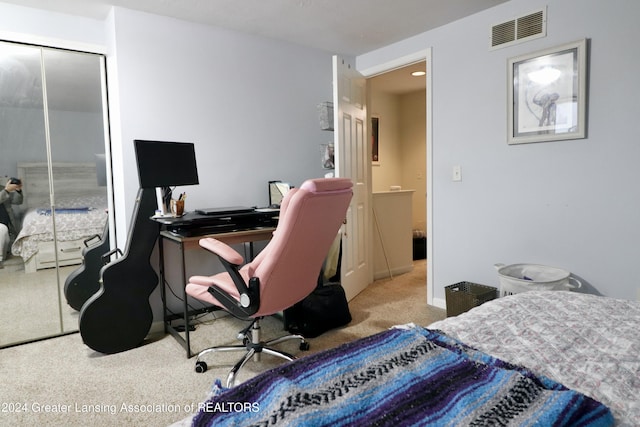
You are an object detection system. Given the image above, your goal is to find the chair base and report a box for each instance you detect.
[194,318,309,388]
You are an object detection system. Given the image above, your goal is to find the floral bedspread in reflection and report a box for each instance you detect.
[11,195,107,262]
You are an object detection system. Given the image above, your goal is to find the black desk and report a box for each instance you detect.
[154,210,278,357]
[153,209,278,236]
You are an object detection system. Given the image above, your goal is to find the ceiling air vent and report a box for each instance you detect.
[490,8,546,50]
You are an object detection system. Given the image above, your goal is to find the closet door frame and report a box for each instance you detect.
[0,38,113,348]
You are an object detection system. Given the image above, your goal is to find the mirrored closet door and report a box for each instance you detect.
[0,41,111,348]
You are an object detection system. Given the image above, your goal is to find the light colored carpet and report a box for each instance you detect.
[0,260,444,427]
[0,261,78,346]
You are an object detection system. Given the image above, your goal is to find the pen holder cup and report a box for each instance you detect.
[170,199,185,217]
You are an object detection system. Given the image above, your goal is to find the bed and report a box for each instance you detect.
[182,291,639,426]
[10,162,108,273]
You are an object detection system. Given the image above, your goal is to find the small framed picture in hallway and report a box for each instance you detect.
[371,116,379,162]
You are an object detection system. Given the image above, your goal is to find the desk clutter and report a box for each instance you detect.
[156,207,279,237]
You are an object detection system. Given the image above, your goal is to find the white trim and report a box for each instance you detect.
[359,50,430,78]
[0,29,107,54]
[356,48,436,307]
[425,49,434,308]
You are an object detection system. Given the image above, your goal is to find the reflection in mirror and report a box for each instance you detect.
[0,41,111,348]
[0,42,51,346]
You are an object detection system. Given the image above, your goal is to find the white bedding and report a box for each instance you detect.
[11,195,107,261]
[428,291,640,426]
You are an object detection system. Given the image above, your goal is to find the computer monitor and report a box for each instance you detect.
[134,140,199,188]
[134,140,199,216]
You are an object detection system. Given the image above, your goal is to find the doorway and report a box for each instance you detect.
[365,57,430,300]
[368,61,426,219]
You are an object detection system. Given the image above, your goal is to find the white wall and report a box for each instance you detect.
[108,8,333,247]
[369,89,401,192]
[358,0,640,302]
[399,90,427,232]
[106,8,335,321]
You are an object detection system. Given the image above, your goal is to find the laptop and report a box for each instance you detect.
[268,181,291,208]
[195,206,255,216]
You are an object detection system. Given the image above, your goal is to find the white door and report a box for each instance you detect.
[333,55,371,301]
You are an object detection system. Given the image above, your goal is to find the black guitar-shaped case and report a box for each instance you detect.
[79,188,159,354]
[64,218,110,311]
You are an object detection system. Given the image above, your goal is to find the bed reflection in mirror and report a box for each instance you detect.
[0,41,112,348]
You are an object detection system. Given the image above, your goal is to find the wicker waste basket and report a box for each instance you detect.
[445,282,498,317]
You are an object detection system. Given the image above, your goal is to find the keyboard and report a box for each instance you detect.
[195,206,254,216]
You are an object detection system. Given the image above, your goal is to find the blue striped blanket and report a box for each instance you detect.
[192,326,613,426]
[37,207,91,215]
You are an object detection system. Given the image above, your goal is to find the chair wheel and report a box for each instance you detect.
[195,361,208,373]
[300,341,310,351]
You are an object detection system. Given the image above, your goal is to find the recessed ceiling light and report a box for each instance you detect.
[411,71,426,77]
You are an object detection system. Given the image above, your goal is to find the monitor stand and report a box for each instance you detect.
[155,187,173,218]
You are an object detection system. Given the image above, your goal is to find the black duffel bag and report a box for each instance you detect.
[284,282,352,338]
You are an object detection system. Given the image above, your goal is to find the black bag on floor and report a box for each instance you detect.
[284,283,351,338]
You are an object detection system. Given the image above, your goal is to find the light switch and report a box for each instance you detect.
[452,165,462,182]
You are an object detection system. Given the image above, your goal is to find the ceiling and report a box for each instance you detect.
[5,0,507,55]
[370,61,428,95]
[1,0,507,100]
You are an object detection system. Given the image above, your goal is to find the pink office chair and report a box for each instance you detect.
[185,178,353,386]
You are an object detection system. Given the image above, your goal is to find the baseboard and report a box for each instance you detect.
[147,310,231,339]
[373,264,413,280]
[431,297,446,310]
[148,321,165,337]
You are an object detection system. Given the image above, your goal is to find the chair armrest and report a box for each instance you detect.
[197,237,260,317]
[199,238,244,265]
[188,275,217,287]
